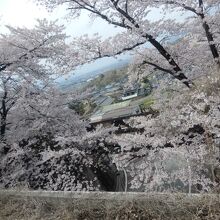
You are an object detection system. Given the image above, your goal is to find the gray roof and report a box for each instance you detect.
[100,96,114,106]
[90,105,141,124]
[94,96,113,106]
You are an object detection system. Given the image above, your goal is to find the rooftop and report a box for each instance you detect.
[90,103,141,124]
[101,100,131,113]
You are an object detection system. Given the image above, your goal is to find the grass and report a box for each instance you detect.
[139,97,155,111]
[86,67,128,90]
[1,191,220,220]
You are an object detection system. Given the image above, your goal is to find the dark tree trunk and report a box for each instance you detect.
[201,18,220,67]
[0,118,6,137]
[147,35,193,87]
[198,0,220,68]
[0,84,8,140]
[0,101,7,138]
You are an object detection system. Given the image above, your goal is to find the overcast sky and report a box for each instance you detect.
[0,0,169,36]
[0,0,123,38]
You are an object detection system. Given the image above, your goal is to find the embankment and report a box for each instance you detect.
[0,190,220,219]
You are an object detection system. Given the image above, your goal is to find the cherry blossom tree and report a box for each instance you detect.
[0,16,120,191]
[31,1,220,192]
[0,19,72,76]
[107,73,220,192]
[0,19,79,142]
[0,83,120,191]
[35,0,194,87]
[1,1,220,193]
[147,0,220,68]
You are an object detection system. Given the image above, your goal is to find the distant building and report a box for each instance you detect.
[101,96,114,106]
[90,100,141,124]
[94,96,113,106]
[121,88,149,101]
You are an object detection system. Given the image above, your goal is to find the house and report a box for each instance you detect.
[121,88,149,101]
[90,100,142,125]
[94,96,113,106]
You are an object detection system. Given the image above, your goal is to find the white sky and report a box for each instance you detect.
[0,0,176,38]
[0,0,122,38]
[0,0,47,29]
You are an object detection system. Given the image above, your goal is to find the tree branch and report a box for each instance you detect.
[152,0,199,15]
[93,40,147,60]
[70,0,132,29]
[141,60,174,75]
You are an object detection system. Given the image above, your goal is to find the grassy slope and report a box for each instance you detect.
[0,191,220,220]
[85,67,128,90]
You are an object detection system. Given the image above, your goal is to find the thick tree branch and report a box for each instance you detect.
[93,40,147,60]
[69,0,132,29]
[0,37,53,74]
[141,60,174,75]
[153,0,199,15]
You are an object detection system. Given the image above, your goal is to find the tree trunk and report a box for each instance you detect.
[147,35,193,87]
[0,117,6,138]
[0,86,8,140]
[198,0,220,68]
[202,19,220,68]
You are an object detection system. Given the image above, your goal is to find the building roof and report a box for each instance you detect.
[101,100,131,112]
[94,96,113,106]
[90,105,141,124]
[103,105,141,120]
[101,96,114,106]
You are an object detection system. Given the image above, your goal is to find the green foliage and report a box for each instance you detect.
[69,100,97,116]
[141,76,153,92]
[140,98,154,111]
[86,67,128,89]
[68,101,85,115]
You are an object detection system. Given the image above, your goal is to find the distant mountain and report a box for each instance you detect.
[57,33,184,90]
[58,56,130,89]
